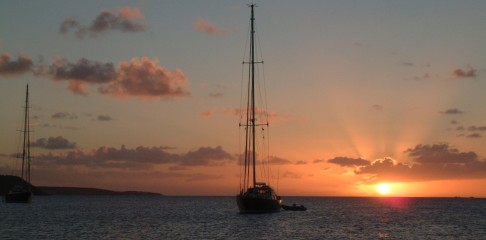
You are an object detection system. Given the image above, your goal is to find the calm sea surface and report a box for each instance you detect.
[1,196,485,239]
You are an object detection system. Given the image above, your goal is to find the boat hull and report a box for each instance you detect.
[237,195,282,213]
[5,190,33,203]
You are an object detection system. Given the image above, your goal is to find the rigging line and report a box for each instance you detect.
[254,20,270,125]
[256,65,267,125]
[267,125,272,184]
[239,19,251,125]
[242,16,253,189]
[261,59,270,124]
[27,91,31,183]
[238,119,242,191]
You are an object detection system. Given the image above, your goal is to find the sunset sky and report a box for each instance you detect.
[1,1,486,197]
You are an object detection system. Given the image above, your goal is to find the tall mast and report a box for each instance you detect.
[21,84,29,182]
[26,84,31,183]
[250,4,257,187]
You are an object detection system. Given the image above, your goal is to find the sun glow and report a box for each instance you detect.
[376,183,391,195]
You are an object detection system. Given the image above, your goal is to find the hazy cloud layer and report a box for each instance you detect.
[60,7,147,38]
[353,144,486,183]
[35,145,234,170]
[0,53,33,76]
[31,136,77,150]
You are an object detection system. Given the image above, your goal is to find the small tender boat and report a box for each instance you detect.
[282,204,307,211]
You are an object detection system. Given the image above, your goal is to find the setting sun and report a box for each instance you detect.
[376,183,391,195]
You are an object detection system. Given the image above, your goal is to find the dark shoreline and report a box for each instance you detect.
[1,175,162,196]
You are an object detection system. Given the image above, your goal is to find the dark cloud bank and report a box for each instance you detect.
[326,143,486,183]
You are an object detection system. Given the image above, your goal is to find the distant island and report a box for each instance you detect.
[0,175,163,196]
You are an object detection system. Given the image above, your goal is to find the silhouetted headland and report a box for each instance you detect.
[1,175,163,196]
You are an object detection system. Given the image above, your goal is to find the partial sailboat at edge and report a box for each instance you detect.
[5,84,33,203]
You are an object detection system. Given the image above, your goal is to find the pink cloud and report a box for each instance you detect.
[99,57,190,99]
[194,18,226,35]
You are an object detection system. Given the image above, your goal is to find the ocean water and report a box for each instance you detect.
[1,196,485,239]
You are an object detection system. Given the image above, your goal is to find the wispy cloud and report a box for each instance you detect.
[194,18,227,35]
[200,108,215,117]
[208,92,223,98]
[97,115,114,121]
[466,133,481,138]
[282,171,303,179]
[452,66,477,79]
[268,156,293,165]
[372,104,384,111]
[0,53,33,76]
[439,108,464,115]
[60,7,147,39]
[52,112,78,120]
